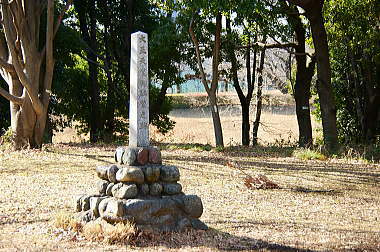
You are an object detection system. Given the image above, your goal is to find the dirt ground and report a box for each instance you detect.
[0,143,379,251]
[0,106,379,251]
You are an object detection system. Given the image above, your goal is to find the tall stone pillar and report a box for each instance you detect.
[129,31,149,147]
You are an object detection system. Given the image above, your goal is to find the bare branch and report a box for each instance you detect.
[240,42,298,49]
[41,0,54,109]
[0,57,15,72]
[0,86,23,104]
[188,12,210,94]
[53,0,73,37]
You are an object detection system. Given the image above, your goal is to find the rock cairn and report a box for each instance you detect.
[75,146,207,232]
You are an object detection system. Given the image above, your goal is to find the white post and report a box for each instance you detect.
[129,31,149,147]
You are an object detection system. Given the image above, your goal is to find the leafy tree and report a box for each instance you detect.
[0,0,72,149]
[285,0,338,152]
[325,0,380,144]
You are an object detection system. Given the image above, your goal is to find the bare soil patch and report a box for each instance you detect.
[0,144,379,251]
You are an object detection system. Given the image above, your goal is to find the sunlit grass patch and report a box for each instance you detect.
[293,148,327,161]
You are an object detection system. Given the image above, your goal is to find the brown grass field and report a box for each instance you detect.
[0,106,379,251]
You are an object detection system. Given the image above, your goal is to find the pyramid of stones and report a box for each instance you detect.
[75,146,207,232]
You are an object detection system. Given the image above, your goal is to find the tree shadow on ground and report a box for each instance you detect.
[132,228,317,252]
[164,150,380,187]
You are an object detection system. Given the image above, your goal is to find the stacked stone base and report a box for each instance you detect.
[75,146,207,232]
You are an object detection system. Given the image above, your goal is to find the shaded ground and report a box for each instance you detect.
[0,144,379,251]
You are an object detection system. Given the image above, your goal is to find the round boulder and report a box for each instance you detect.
[122,148,137,166]
[149,183,163,196]
[137,148,149,165]
[182,195,203,218]
[115,147,126,164]
[96,165,108,180]
[160,165,180,182]
[112,183,138,199]
[116,167,144,184]
[162,183,182,195]
[97,180,109,195]
[142,165,160,183]
[107,165,119,183]
[148,147,162,164]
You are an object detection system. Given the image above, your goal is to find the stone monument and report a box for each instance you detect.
[75,31,207,232]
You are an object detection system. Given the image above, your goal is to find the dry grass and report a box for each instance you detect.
[1,105,379,251]
[0,142,379,251]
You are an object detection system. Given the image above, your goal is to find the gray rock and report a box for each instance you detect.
[116,167,144,184]
[182,195,203,218]
[90,196,108,218]
[112,183,138,199]
[162,183,182,195]
[115,146,126,164]
[96,165,108,180]
[160,165,180,182]
[75,194,86,212]
[80,195,92,211]
[149,183,163,196]
[122,148,137,165]
[107,165,119,183]
[138,184,150,196]
[102,198,125,217]
[142,165,160,183]
[98,197,113,217]
[97,180,109,195]
[106,183,114,196]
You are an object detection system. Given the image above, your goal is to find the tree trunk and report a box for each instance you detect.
[252,46,266,146]
[307,7,338,152]
[189,12,224,147]
[290,10,315,147]
[241,104,250,146]
[209,93,224,147]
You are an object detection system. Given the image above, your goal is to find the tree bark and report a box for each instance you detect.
[225,17,256,146]
[0,0,67,149]
[252,46,266,146]
[287,0,339,152]
[286,6,315,147]
[189,12,224,147]
[308,8,338,151]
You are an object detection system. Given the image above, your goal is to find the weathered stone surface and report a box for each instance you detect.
[96,165,108,180]
[98,180,109,195]
[101,198,125,217]
[90,196,109,218]
[112,183,138,199]
[149,183,163,196]
[107,165,119,183]
[148,147,162,164]
[162,183,182,195]
[115,147,126,164]
[160,165,180,182]
[75,194,86,212]
[129,31,149,148]
[137,148,149,165]
[78,195,92,211]
[138,184,150,196]
[106,183,114,196]
[142,165,160,183]
[116,167,144,184]
[122,148,137,165]
[182,195,203,218]
[98,197,113,217]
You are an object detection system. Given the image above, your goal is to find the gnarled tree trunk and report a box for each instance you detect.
[0,0,72,149]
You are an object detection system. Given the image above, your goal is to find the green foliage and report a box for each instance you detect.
[293,148,327,161]
[325,0,380,144]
